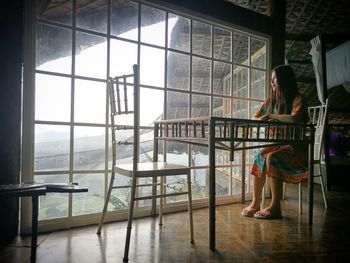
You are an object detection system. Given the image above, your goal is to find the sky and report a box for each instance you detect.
[36,18,177,141]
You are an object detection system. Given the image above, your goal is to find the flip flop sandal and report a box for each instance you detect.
[253,211,282,219]
[240,208,258,217]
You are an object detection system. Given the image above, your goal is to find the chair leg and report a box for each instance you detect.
[123,175,137,262]
[319,164,328,209]
[187,171,194,243]
[282,182,286,200]
[97,172,115,234]
[159,176,164,226]
[298,183,302,214]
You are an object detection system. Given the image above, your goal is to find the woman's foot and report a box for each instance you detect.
[241,205,260,217]
[253,207,282,219]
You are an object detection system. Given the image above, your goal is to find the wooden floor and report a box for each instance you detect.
[1,185,350,263]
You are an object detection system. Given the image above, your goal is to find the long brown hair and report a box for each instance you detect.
[268,65,299,114]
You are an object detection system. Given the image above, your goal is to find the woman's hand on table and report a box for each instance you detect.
[258,114,270,121]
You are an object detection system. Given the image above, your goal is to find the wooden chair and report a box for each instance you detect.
[96,65,194,262]
[282,99,328,213]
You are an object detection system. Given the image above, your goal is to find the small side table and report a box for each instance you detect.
[0,183,88,263]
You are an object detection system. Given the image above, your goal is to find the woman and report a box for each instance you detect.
[241,64,309,219]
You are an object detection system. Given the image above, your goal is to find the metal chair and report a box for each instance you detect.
[96,65,194,262]
[283,99,328,213]
[300,99,328,210]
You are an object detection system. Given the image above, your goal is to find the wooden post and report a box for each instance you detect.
[267,0,286,68]
[0,0,23,243]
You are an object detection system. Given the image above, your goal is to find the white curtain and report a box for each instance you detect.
[326,40,350,90]
[309,36,325,104]
[310,37,350,102]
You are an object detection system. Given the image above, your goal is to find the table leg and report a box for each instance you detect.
[209,121,216,250]
[31,195,39,263]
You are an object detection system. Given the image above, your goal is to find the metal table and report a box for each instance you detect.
[0,183,88,263]
[153,116,315,250]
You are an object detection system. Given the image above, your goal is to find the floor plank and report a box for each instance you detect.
[1,185,350,263]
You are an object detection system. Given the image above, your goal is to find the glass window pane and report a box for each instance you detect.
[73,173,104,215]
[107,173,130,211]
[35,73,71,122]
[112,82,134,127]
[139,129,154,163]
[115,112,134,127]
[37,0,72,25]
[192,94,209,117]
[165,173,189,203]
[213,61,231,95]
[167,143,189,166]
[232,166,244,195]
[168,13,190,52]
[251,38,266,69]
[191,168,209,199]
[250,101,262,118]
[140,88,164,126]
[34,124,70,172]
[192,56,211,93]
[111,0,138,40]
[36,174,69,220]
[191,146,208,167]
[214,27,232,61]
[108,129,133,166]
[75,32,107,79]
[141,5,165,47]
[233,33,249,65]
[213,97,231,117]
[167,51,190,91]
[110,39,137,77]
[167,91,188,119]
[140,45,164,87]
[36,23,72,74]
[76,0,107,33]
[74,126,105,170]
[232,66,248,98]
[251,69,266,99]
[74,79,106,124]
[232,99,248,119]
[192,20,212,57]
[216,167,230,197]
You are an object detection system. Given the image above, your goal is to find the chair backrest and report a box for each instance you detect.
[107,65,140,169]
[308,99,328,163]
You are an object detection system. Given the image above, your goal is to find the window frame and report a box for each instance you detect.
[22,0,270,233]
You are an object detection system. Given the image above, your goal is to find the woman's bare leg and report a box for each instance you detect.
[256,153,282,217]
[241,172,266,213]
[266,175,282,216]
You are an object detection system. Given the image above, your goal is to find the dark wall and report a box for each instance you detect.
[0,1,24,244]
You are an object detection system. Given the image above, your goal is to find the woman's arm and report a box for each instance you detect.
[263,96,307,123]
[253,96,305,123]
[267,113,301,123]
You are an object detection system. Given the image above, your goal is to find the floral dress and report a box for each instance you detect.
[251,96,309,183]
